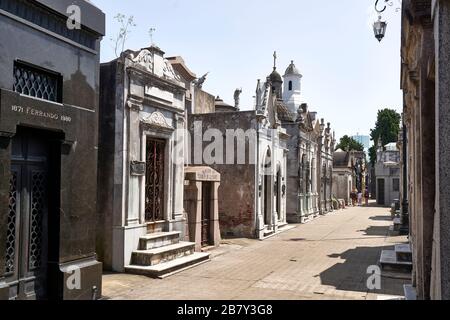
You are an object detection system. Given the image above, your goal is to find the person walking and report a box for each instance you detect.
[364,189,370,206]
[350,190,356,206]
[357,190,363,207]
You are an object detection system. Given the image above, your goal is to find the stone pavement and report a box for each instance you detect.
[102,205,410,300]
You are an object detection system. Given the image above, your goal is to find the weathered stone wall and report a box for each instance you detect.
[194,88,216,114]
[401,0,450,300]
[332,170,352,205]
[188,111,258,238]
[97,60,120,270]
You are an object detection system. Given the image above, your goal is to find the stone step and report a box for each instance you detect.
[395,244,412,262]
[125,252,211,279]
[138,231,181,250]
[393,218,402,231]
[131,242,195,266]
[380,250,413,272]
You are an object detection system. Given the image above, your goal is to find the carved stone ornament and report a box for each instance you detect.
[142,111,174,130]
[163,60,181,82]
[128,49,154,73]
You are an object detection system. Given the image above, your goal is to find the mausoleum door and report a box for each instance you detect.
[145,139,166,222]
[201,182,212,247]
[264,174,271,226]
[6,129,52,300]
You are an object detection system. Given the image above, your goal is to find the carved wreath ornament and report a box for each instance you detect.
[142,111,173,130]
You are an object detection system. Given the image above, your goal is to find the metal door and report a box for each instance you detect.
[145,139,165,222]
[5,130,49,300]
[201,183,212,247]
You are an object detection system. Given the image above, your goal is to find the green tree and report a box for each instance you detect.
[369,108,401,165]
[335,135,364,152]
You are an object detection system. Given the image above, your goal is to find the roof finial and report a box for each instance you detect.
[273,51,277,70]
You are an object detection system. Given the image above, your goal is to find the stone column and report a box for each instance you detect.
[432,0,450,300]
[417,25,436,300]
[184,181,202,252]
[173,115,187,221]
[211,181,222,247]
[126,103,142,226]
[0,135,12,279]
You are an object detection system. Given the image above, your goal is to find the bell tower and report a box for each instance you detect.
[283,60,303,114]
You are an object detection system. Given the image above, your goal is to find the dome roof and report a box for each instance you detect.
[269,68,283,83]
[284,61,301,76]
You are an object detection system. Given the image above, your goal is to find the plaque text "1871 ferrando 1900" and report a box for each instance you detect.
[11,105,72,123]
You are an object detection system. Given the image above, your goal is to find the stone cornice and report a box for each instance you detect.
[127,66,186,95]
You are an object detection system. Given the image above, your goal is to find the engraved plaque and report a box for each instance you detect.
[130,161,146,176]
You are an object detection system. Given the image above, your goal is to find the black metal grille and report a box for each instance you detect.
[0,0,98,50]
[145,140,165,222]
[5,171,18,274]
[13,62,60,102]
[29,171,45,271]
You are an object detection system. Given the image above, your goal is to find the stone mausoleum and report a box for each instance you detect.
[97,46,209,278]
[0,0,105,300]
[277,60,335,223]
[188,59,290,239]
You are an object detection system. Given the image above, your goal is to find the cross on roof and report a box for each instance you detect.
[273,51,277,70]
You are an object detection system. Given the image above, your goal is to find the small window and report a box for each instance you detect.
[13,61,62,103]
[289,81,293,91]
[393,178,400,192]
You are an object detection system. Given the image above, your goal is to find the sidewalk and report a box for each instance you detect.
[102,206,409,300]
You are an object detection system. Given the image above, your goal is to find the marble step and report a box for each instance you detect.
[131,242,195,266]
[380,250,413,272]
[139,231,181,250]
[395,244,412,262]
[125,252,210,279]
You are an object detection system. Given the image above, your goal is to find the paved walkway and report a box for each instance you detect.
[102,205,409,300]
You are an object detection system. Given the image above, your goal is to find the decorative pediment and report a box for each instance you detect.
[163,60,181,82]
[142,111,174,130]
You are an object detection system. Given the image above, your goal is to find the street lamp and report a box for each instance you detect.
[373,16,387,42]
[373,0,391,42]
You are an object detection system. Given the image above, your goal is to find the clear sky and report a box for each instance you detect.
[92,0,403,141]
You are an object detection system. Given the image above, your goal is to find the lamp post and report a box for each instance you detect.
[373,0,398,42]
[373,0,392,42]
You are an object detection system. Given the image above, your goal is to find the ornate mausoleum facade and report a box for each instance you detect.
[97,46,209,276]
[277,61,335,223]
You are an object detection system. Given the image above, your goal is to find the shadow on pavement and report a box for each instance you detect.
[319,245,409,296]
[359,225,391,236]
[369,215,394,222]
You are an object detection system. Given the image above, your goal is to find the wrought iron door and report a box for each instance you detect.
[5,130,49,300]
[145,139,165,222]
[201,183,212,247]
